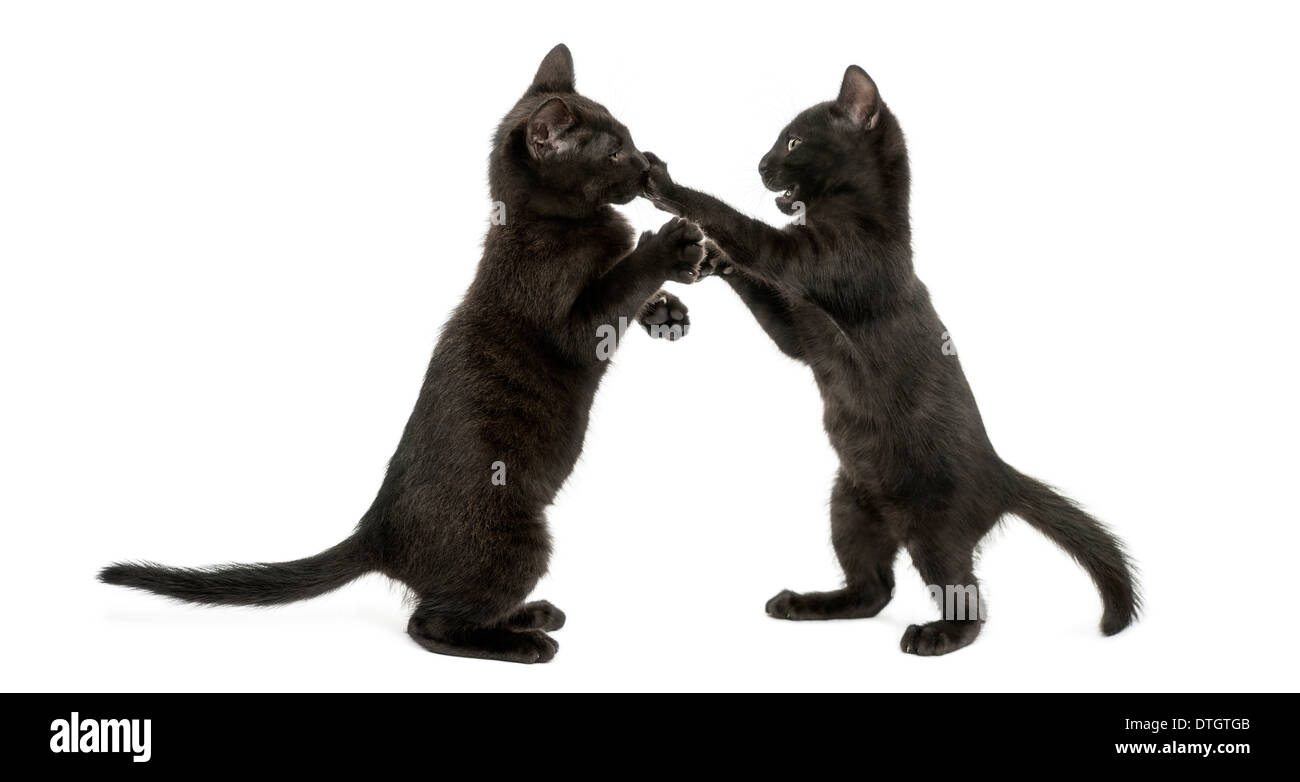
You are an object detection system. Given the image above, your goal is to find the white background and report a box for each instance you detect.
[2,1,1297,692]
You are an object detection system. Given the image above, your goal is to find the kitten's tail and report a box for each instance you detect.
[1009,470,1140,635]
[99,532,371,607]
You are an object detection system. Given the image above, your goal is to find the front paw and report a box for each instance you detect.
[696,239,736,280]
[638,289,690,341]
[642,151,683,215]
[641,216,705,283]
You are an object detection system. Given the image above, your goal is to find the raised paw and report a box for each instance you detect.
[899,620,982,657]
[506,600,567,632]
[638,289,690,340]
[696,239,735,280]
[641,151,682,215]
[652,217,705,283]
[765,587,891,621]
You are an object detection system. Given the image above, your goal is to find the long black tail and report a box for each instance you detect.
[99,533,371,607]
[1010,470,1140,635]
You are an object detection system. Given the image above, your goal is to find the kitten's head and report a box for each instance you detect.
[491,44,650,216]
[758,66,907,219]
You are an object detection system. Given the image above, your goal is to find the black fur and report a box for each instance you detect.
[100,44,706,664]
[645,65,1139,655]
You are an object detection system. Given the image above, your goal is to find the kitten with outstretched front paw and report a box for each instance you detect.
[643,66,1138,656]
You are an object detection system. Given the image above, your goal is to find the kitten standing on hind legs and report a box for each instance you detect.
[649,65,1139,656]
[100,44,707,664]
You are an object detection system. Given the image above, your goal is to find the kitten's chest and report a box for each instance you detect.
[499,217,633,306]
[586,220,636,274]
[788,299,875,376]
[788,304,897,431]
[541,217,635,280]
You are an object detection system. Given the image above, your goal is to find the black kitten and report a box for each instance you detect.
[645,66,1138,655]
[100,44,705,664]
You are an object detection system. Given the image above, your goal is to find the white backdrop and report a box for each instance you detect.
[2,0,1297,692]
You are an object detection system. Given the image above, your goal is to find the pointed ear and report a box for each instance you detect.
[527,97,576,159]
[834,65,881,130]
[529,43,575,94]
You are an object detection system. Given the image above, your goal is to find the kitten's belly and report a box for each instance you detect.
[412,318,609,515]
[820,399,886,485]
[812,361,945,493]
[478,363,605,507]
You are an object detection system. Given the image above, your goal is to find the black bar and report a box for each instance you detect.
[3,693,1287,769]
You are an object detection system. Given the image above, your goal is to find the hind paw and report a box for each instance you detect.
[505,600,567,632]
[765,587,891,620]
[900,620,981,656]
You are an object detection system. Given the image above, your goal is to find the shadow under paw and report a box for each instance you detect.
[408,625,559,664]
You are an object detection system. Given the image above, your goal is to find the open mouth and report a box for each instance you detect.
[774,184,800,213]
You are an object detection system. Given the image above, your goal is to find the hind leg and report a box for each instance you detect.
[767,473,899,620]
[408,616,558,664]
[408,599,560,664]
[404,518,559,663]
[900,540,985,656]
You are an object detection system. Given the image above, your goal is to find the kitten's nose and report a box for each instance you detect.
[758,154,773,178]
[632,152,650,173]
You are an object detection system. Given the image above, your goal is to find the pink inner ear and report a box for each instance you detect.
[530,118,552,146]
[847,92,877,126]
[529,98,575,152]
[838,67,880,128]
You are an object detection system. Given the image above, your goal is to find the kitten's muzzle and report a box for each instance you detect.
[758,155,778,188]
[759,157,791,193]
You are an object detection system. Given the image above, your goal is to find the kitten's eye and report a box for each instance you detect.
[787,138,802,152]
